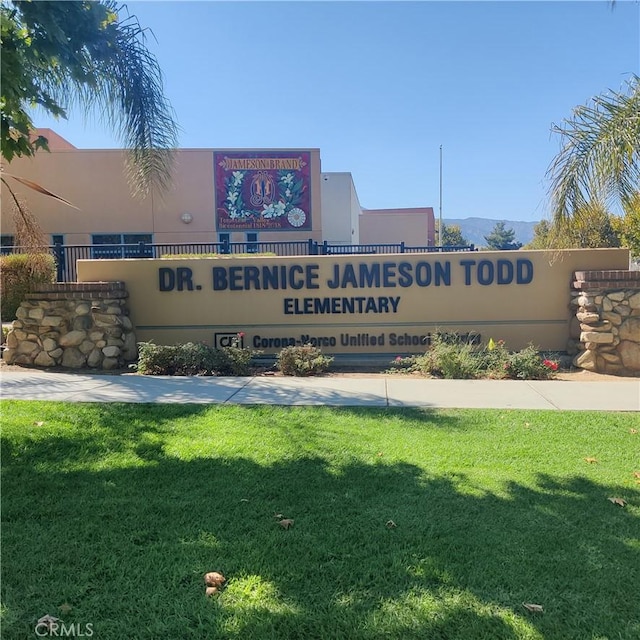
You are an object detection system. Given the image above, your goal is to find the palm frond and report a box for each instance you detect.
[547,75,640,222]
[2,173,79,209]
[98,8,179,196]
[1,176,50,248]
[10,0,179,197]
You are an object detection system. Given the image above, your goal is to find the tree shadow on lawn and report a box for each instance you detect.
[1,407,639,639]
[0,404,474,475]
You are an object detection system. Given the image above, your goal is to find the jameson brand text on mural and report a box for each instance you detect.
[217,157,306,171]
[158,257,534,315]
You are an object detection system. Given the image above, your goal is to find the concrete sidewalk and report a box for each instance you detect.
[1,370,638,411]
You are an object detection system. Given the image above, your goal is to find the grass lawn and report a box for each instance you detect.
[1,401,639,639]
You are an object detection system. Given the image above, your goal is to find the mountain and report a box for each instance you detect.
[444,217,538,247]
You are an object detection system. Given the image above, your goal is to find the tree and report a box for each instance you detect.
[526,219,552,250]
[611,193,640,258]
[483,222,522,250]
[547,74,639,224]
[1,0,178,196]
[435,221,469,247]
[526,205,621,251]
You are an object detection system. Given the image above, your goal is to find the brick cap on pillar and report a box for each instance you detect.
[572,270,640,291]
[25,282,128,301]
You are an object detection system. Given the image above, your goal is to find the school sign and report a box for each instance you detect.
[77,248,630,356]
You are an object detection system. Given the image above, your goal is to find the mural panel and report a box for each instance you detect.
[214,151,312,231]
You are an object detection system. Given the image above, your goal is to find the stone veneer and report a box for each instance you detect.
[3,275,639,375]
[3,282,137,370]
[569,270,640,375]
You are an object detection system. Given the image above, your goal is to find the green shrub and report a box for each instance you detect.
[137,343,181,375]
[217,345,255,376]
[477,338,511,379]
[386,355,422,374]
[388,335,559,380]
[276,344,333,376]
[137,339,260,376]
[503,344,559,380]
[425,334,482,379]
[387,333,481,379]
[0,253,56,321]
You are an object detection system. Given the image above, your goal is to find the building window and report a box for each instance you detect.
[92,233,153,258]
[1,235,15,254]
[246,232,258,253]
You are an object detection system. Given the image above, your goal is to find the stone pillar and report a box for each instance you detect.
[570,270,640,375]
[3,282,137,370]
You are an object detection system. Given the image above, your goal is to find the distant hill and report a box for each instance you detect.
[444,217,538,247]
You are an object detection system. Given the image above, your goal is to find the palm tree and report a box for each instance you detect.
[1,0,179,197]
[547,74,640,222]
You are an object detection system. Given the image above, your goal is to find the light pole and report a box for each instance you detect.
[439,145,443,248]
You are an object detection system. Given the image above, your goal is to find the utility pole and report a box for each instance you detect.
[439,145,443,247]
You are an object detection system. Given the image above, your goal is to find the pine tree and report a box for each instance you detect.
[436,222,469,247]
[483,222,522,250]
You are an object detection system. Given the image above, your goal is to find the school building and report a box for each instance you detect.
[1,129,436,252]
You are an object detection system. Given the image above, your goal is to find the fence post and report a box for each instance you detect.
[222,237,230,255]
[54,242,65,282]
[400,241,405,254]
[322,241,329,255]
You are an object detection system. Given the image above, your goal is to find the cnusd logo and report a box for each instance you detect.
[214,332,245,349]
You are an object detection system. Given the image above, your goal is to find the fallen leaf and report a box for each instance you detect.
[633,472,640,479]
[274,513,284,519]
[377,452,383,457]
[522,603,544,613]
[205,586,219,597]
[58,603,72,615]
[386,520,397,529]
[33,421,44,426]
[630,429,638,435]
[584,457,598,464]
[240,498,249,502]
[608,497,627,507]
[279,518,294,529]
[204,572,226,587]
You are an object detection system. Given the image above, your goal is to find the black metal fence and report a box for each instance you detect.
[4,239,476,283]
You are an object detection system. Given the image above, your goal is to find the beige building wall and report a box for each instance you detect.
[359,208,435,246]
[1,143,322,246]
[319,172,361,244]
[2,149,153,245]
[1,131,436,251]
[35,128,78,150]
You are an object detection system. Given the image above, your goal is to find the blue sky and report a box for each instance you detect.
[35,0,639,222]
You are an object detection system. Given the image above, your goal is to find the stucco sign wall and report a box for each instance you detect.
[77,248,630,355]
